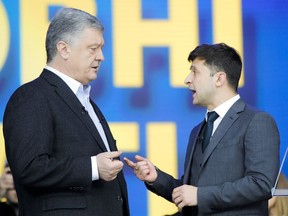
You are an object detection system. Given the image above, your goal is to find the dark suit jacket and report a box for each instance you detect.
[3,69,130,216]
[147,99,280,216]
[0,202,17,216]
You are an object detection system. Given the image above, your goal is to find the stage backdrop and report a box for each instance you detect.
[0,0,288,215]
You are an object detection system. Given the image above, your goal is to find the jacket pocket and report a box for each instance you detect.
[42,195,86,211]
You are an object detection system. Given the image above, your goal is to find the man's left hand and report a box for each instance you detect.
[172,184,198,211]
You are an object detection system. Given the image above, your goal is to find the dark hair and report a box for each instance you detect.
[46,8,104,63]
[188,43,242,92]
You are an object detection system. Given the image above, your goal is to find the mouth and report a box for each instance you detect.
[189,88,196,94]
[190,89,196,98]
[92,66,99,71]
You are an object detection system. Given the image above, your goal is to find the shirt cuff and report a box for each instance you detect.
[91,156,99,181]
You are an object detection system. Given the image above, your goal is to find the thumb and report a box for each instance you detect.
[106,151,122,159]
[135,155,154,168]
[135,155,147,162]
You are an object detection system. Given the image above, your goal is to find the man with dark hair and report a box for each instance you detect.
[125,43,280,215]
[3,8,129,216]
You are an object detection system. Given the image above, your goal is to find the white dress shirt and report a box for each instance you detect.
[45,66,110,181]
[207,94,240,135]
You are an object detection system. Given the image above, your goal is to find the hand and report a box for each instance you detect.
[124,155,157,183]
[0,167,14,198]
[96,151,124,181]
[172,185,198,211]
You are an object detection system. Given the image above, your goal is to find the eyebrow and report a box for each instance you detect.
[90,42,104,48]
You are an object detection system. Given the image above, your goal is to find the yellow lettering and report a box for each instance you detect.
[213,0,244,87]
[109,122,139,152]
[113,0,199,87]
[147,122,178,215]
[0,1,10,71]
[21,0,96,84]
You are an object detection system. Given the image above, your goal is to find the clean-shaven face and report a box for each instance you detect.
[67,28,104,84]
[184,58,216,107]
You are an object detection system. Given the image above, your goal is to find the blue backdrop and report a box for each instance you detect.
[0,0,288,215]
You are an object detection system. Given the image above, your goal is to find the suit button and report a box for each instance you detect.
[117,195,123,201]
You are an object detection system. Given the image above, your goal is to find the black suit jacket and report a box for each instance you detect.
[0,202,17,216]
[3,69,130,216]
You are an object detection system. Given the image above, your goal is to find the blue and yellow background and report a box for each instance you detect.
[0,0,288,215]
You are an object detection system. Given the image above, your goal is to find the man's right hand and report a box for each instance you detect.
[96,151,124,181]
[124,155,158,183]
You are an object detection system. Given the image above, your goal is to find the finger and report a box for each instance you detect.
[135,155,147,162]
[173,186,182,195]
[104,174,118,182]
[105,151,122,160]
[138,164,150,174]
[134,162,149,175]
[111,174,118,180]
[123,157,136,168]
[172,189,182,204]
[177,201,185,210]
[137,160,149,167]
[173,196,181,206]
[112,160,124,170]
[138,168,151,179]
[172,189,180,202]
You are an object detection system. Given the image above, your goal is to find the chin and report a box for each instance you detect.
[192,100,198,105]
[91,73,98,80]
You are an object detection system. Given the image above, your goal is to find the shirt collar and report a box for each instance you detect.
[77,84,91,99]
[45,65,82,94]
[207,94,240,119]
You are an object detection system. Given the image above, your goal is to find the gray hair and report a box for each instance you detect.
[45,8,104,63]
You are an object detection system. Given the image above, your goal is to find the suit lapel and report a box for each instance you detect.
[201,99,246,167]
[90,101,118,152]
[40,69,108,152]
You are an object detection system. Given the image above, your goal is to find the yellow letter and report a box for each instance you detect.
[113,0,199,87]
[213,0,244,87]
[0,1,10,72]
[109,122,139,152]
[0,1,9,172]
[20,0,96,84]
[147,122,178,215]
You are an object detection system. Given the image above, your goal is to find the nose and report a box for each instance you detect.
[184,72,192,85]
[97,49,104,61]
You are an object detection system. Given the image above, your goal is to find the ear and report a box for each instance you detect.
[56,41,70,60]
[215,71,226,87]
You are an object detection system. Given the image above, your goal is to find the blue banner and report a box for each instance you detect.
[1,0,288,215]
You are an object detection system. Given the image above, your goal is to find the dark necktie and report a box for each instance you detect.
[202,111,219,152]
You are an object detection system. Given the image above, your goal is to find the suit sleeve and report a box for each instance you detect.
[145,168,182,202]
[3,85,92,191]
[197,112,280,214]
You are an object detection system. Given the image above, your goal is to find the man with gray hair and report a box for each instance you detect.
[3,8,130,216]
